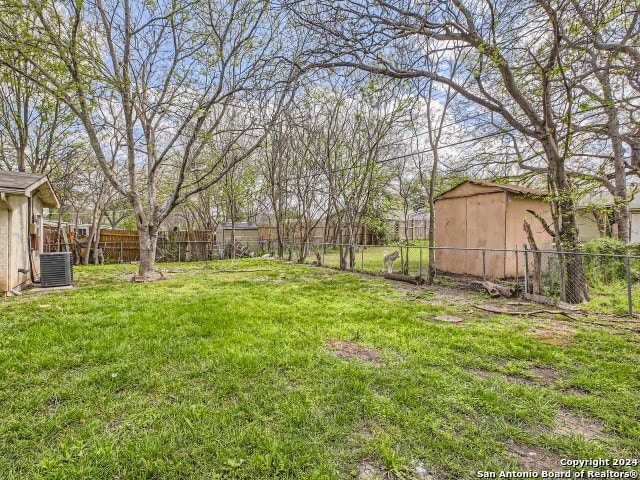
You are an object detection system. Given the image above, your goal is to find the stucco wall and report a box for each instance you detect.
[0,205,7,292]
[1,195,30,293]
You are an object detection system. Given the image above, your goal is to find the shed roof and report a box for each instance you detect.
[0,170,59,207]
[435,180,547,201]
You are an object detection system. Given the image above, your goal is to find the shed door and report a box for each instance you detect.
[434,196,467,274]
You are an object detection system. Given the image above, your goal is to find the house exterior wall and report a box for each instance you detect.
[0,204,8,292]
[631,212,640,243]
[575,210,602,242]
[1,195,31,293]
[32,195,44,278]
[216,227,260,246]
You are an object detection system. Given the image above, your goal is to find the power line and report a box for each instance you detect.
[259,128,517,184]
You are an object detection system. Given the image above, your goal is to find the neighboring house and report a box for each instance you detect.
[215,220,259,249]
[434,180,553,278]
[575,190,640,243]
[73,223,109,238]
[386,209,430,242]
[0,171,59,295]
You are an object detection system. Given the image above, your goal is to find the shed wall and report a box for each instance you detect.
[434,192,506,277]
[504,195,553,277]
[438,181,503,199]
[505,196,554,249]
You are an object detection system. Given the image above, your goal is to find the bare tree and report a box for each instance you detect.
[288,0,596,302]
[0,0,296,279]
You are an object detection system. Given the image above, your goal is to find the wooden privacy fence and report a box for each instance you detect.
[99,229,141,262]
[99,229,216,263]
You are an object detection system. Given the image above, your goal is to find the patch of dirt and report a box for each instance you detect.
[550,322,578,334]
[356,459,387,479]
[561,386,589,397]
[530,366,561,383]
[434,315,463,324]
[469,363,560,386]
[327,340,383,365]
[468,369,495,379]
[104,419,125,433]
[431,287,480,308]
[411,460,437,480]
[527,327,575,346]
[504,374,538,386]
[552,409,608,440]
[507,442,564,470]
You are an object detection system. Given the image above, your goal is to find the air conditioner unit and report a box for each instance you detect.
[40,252,73,287]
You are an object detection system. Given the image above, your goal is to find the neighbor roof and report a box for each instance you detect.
[0,170,59,208]
[435,180,547,200]
[218,220,258,230]
[576,189,640,210]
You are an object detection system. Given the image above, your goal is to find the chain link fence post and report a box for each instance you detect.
[523,246,529,295]
[515,245,519,286]
[482,250,486,281]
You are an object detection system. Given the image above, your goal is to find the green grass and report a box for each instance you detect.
[0,260,638,479]
[315,245,429,276]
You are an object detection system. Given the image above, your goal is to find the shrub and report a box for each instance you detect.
[583,237,637,283]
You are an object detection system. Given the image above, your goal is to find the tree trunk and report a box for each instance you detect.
[554,186,590,303]
[92,212,104,265]
[137,226,158,280]
[82,223,95,266]
[523,220,542,295]
[543,132,590,303]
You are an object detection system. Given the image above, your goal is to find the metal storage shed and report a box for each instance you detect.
[434,181,553,278]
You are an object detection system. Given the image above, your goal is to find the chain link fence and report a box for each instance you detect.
[274,242,639,317]
[46,236,638,316]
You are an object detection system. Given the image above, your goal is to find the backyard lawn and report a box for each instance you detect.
[0,260,638,479]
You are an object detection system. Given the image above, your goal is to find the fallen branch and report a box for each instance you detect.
[473,305,578,321]
[383,272,426,285]
[474,305,640,334]
[471,281,517,298]
[216,269,274,273]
